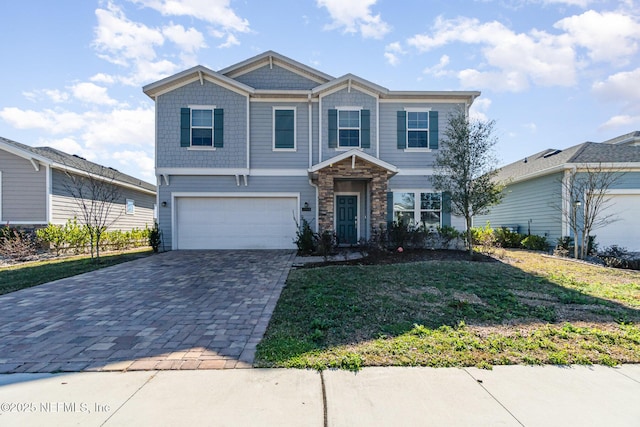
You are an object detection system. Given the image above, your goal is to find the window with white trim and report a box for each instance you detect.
[393,192,441,229]
[126,199,135,215]
[407,111,429,148]
[273,107,296,150]
[191,109,213,146]
[180,106,223,148]
[338,110,361,148]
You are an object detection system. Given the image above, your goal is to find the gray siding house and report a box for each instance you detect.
[475,132,640,251]
[143,51,480,250]
[0,136,156,230]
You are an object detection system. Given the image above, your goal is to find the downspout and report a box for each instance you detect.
[376,95,380,158]
[308,93,312,168]
[319,95,323,162]
[44,165,51,223]
[246,95,251,170]
[309,178,319,233]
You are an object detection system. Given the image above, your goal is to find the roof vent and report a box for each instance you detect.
[523,157,528,164]
[72,154,86,160]
[542,149,562,158]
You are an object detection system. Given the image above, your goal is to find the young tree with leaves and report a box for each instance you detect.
[432,109,504,257]
[63,166,123,261]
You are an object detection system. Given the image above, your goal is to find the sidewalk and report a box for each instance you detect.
[0,365,638,426]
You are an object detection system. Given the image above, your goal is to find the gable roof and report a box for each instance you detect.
[143,65,255,98]
[219,50,334,84]
[309,149,399,174]
[495,139,640,183]
[0,136,156,194]
[142,51,480,105]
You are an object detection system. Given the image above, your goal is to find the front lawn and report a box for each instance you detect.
[0,249,153,295]
[255,249,640,370]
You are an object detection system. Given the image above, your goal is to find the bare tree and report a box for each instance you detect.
[560,164,623,259]
[432,109,504,257]
[63,166,123,261]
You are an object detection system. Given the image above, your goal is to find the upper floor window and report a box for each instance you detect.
[407,112,429,148]
[273,108,296,150]
[397,110,438,150]
[180,106,224,148]
[338,110,361,147]
[328,108,370,149]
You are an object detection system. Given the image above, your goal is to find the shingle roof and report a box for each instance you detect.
[0,136,155,192]
[495,139,640,182]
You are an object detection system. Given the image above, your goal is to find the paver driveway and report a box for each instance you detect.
[0,250,295,373]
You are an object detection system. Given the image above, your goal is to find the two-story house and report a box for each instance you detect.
[143,51,480,250]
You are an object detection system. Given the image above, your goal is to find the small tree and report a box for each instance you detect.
[560,164,622,259]
[62,166,123,261]
[432,109,504,257]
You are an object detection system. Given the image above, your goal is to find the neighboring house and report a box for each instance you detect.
[0,136,156,230]
[143,50,480,250]
[475,131,640,251]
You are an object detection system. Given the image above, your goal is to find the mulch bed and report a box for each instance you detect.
[298,249,496,268]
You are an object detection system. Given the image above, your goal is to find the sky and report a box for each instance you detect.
[1,0,638,184]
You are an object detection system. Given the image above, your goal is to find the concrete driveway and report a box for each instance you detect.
[0,250,295,373]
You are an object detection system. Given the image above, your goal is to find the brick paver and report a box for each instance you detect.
[0,250,295,373]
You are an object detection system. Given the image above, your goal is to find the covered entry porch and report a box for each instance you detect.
[309,149,398,244]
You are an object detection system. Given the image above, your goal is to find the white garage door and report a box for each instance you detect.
[175,196,298,249]
[596,194,639,251]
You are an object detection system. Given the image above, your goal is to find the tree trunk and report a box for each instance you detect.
[466,216,473,258]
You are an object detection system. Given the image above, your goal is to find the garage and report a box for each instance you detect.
[174,195,298,249]
[595,194,640,252]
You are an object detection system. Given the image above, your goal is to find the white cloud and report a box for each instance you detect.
[599,114,640,130]
[90,73,116,84]
[555,10,640,64]
[22,89,70,103]
[218,34,239,49]
[0,105,156,181]
[162,23,206,53]
[523,122,538,133]
[317,0,390,39]
[93,2,165,66]
[70,82,119,106]
[130,0,250,32]
[0,107,85,134]
[592,68,640,103]
[423,55,451,77]
[539,0,593,6]
[384,42,405,66]
[469,97,491,121]
[112,150,155,180]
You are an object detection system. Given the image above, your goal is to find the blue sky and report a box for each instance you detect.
[1,0,638,183]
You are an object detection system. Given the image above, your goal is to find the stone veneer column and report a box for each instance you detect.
[370,172,388,232]
[318,173,334,232]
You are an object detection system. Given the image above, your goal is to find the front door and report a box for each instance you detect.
[336,195,357,245]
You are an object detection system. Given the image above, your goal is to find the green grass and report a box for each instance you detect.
[255,250,640,370]
[0,249,153,295]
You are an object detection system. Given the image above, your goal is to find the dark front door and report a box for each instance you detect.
[336,195,357,244]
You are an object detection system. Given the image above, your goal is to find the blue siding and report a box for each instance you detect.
[475,172,563,239]
[250,102,310,168]
[156,80,247,169]
[321,88,377,161]
[233,65,320,90]
[379,102,464,168]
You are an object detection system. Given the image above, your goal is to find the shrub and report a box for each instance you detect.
[471,222,496,254]
[494,227,524,248]
[597,245,640,270]
[316,230,336,261]
[148,222,161,253]
[554,236,573,257]
[294,217,316,255]
[521,234,548,251]
[36,224,66,256]
[0,227,37,261]
[435,225,461,249]
[388,221,412,249]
